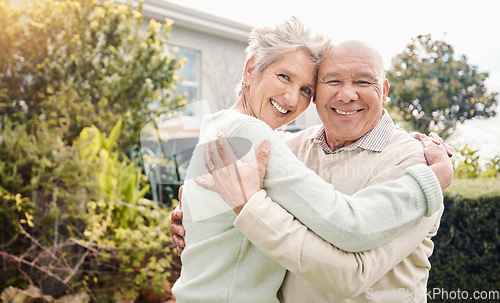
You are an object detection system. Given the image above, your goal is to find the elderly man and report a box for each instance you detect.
[172,40,451,302]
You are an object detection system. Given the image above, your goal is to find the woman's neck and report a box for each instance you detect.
[231,94,256,118]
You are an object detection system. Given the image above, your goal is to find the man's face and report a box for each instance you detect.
[314,45,389,147]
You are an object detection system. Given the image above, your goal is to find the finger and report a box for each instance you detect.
[178,185,184,208]
[410,132,423,139]
[428,132,453,156]
[174,222,185,237]
[426,132,440,145]
[255,139,270,185]
[170,218,184,239]
[429,132,443,143]
[218,133,238,166]
[173,234,185,248]
[176,247,184,255]
[429,137,441,145]
[204,142,215,172]
[444,143,453,157]
[194,176,216,191]
[171,220,185,237]
[208,137,225,170]
[413,133,429,141]
[419,135,433,148]
[171,207,183,221]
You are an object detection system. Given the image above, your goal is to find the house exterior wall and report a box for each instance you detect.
[141,0,322,131]
[141,0,250,120]
[166,24,248,114]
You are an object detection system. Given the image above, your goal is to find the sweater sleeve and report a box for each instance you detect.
[227,119,443,252]
[234,191,443,297]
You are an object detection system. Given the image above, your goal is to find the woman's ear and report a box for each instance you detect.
[243,57,256,84]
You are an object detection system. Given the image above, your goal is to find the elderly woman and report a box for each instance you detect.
[172,18,448,302]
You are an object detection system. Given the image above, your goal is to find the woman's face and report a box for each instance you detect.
[244,49,317,130]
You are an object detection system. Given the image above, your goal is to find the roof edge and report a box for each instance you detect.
[142,0,252,42]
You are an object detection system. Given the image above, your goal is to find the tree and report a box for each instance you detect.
[0,0,185,299]
[386,34,497,137]
[0,0,187,150]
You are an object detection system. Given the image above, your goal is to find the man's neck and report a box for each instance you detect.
[324,137,357,151]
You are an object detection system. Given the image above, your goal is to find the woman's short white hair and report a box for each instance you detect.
[236,17,331,97]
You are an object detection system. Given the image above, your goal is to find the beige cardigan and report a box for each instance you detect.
[234,123,443,303]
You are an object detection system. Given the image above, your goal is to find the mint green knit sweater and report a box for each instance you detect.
[172,109,443,303]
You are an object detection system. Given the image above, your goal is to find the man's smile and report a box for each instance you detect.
[333,108,362,116]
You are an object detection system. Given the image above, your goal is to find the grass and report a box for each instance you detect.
[444,177,500,200]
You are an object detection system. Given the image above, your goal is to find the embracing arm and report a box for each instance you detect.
[196,120,444,252]
[234,189,442,297]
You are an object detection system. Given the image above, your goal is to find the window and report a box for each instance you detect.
[175,48,200,116]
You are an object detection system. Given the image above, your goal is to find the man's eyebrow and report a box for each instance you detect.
[320,72,340,80]
[357,73,379,82]
[319,72,379,82]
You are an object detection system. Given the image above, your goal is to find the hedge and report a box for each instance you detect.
[427,178,500,302]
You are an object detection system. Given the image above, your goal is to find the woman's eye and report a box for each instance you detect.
[301,87,312,96]
[278,74,290,81]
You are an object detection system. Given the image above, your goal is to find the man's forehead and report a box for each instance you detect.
[322,51,375,65]
[319,71,379,81]
[319,59,379,74]
[319,53,382,78]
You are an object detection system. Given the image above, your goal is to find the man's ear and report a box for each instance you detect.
[382,78,390,106]
[243,57,256,84]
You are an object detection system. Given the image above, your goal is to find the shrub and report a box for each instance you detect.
[0,121,177,300]
[0,0,187,150]
[453,145,500,179]
[428,178,500,302]
[1,0,185,299]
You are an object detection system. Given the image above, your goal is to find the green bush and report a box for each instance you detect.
[0,0,187,150]
[1,0,185,298]
[1,120,177,299]
[428,178,500,302]
[453,145,500,179]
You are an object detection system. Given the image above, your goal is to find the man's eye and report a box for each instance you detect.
[278,74,290,81]
[325,80,340,85]
[356,81,371,86]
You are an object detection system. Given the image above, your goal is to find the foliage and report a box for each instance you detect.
[428,178,500,302]
[453,145,500,179]
[0,119,88,261]
[0,0,185,299]
[0,120,177,299]
[0,0,187,150]
[76,120,176,296]
[387,34,497,138]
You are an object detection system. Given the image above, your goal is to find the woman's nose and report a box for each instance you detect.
[284,87,300,107]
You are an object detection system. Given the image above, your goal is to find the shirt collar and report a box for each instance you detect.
[312,109,395,155]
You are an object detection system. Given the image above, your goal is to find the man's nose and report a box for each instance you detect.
[337,83,358,103]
